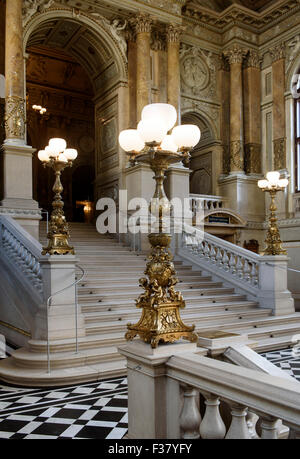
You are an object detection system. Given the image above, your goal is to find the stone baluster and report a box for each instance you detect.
[244,260,251,283]
[222,251,230,271]
[209,245,217,264]
[246,411,259,439]
[200,393,226,439]
[270,43,286,171]
[229,253,237,275]
[216,248,223,268]
[225,403,251,439]
[179,385,201,439]
[236,256,244,279]
[166,24,183,121]
[259,416,279,439]
[223,45,248,174]
[130,13,153,120]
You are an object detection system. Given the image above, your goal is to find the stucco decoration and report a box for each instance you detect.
[180,45,217,99]
[22,0,55,24]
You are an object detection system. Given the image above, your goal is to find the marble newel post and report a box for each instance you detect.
[131,13,153,120]
[224,45,248,175]
[270,43,286,171]
[2,0,40,239]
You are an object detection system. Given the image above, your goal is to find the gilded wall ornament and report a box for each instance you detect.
[4,96,26,139]
[245,143,262,175]
[273,138,286,170]
[230,140,244,172]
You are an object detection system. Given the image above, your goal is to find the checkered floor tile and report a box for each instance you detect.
[261,348,300,382]
[0,377,128,439]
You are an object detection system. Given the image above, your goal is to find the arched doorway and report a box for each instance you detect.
[23,10,129,223]
[181,111,222,196]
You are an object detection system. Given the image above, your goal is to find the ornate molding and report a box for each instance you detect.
[166,24,185,43]
[22,0,55,24]
[151,30,166,51]
[223,45,248,65]
[245,50,261,69]
[230,140,244,172]
[245,143,262,175]
[273,138,286,170]
[4,96,26,140]
[270,43,286,63]
[130,12,153,34]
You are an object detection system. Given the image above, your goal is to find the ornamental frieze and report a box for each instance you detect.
[4,96,26,140]
[230,140,244,172]
[273,138,286,170]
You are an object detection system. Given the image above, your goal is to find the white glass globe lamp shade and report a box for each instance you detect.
[45,145,56,159]
[137,119,167,144]
[278,178,289,189]
[119,129,144,152]
[38,150,49,162]
[160,135,178,153]
[172,125,201,150]
[64,148,78,161]
[258,179,269,189]
[266,171,280,187]
[141,103,177,131]
[58,153,68,163]
[49,138,67,155]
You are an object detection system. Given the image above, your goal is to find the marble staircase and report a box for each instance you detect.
[1,222,300,386]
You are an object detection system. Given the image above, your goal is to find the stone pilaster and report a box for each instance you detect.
[166,24,184,121]
[244,50,262,174]
[4,0,26,145]
[223,45,248,174]
[130,13,153,119]
[270,43,286,170]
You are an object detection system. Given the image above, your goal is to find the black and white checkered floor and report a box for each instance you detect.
[0,346,299,439]
[260,348,300,382]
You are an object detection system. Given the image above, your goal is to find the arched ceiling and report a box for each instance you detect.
[185,0,280,12]
[26,17,116,92]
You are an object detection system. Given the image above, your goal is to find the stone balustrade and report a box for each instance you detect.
[189,194,227,215]
[119,341,300,439]
[293,193,300,217]
[178,225,294,315]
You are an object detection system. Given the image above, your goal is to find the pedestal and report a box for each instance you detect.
[0,144,40,239]
[34,255,86,340]
[118,340,198,439]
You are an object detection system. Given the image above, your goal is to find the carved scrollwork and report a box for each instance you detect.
[223,45,248,65]
[245,143,262,175]
[273,138,286,170]
[4,96,26,139]
[230,140,244,172]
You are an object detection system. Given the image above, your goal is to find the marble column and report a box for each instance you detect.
[244,50,262,175]
[130,13,153,120]
[270,43,286,171]
[1,0,40,239]
[166,24,182,121]
[224,45,248,174]
[4,0,25,145]
[127,28,137,128]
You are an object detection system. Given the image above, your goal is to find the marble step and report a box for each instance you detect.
[78,282,224,295]
[83,301,260,323]
[78,287,236,303]
[0,357,127,387]
[79,294,249,310]
[85,309,272,335]
[77,277,212,287]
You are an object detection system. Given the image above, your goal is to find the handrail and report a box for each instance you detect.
[46,264,85,374]
[0,320,31,338]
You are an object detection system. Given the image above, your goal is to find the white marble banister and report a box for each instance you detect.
[0,215,44,298]
[189,194,227,214]
[178,225,294,315]
[119,341,300,439]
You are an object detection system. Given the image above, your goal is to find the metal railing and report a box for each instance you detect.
[46,264,85,374]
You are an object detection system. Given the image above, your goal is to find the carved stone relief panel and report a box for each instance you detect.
[190,151,212,195]
[180,44,218,100]
[96,99,119,174]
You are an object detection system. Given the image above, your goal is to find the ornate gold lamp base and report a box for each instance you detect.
[263,189,287,256]
[125,231,198,349]
[42,233,74,256]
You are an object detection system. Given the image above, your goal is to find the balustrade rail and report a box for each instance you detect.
[167,353,300,439]
[180,225,260,294]
[0,215,44,297]
[189,194,227,217]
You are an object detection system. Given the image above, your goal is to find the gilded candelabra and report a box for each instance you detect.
[258,172,289,256]
[119,103,200,348]
[38,138,78,255]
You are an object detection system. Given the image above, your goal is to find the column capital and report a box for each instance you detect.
[270,43,286,63]
[166,23,185,43]
[245,50,261,69]
[130,12,153,34]
[223,45,248,65]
